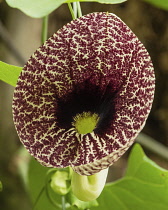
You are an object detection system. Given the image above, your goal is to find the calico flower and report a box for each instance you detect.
[12,12,155,176]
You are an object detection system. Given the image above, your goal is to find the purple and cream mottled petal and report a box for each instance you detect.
[12,12,155,175]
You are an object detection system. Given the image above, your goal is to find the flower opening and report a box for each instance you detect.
[12,12,155,176]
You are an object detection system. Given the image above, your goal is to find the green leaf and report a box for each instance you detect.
[68,0,126,3]
[67,192,98,210]
[5,0,126,18]
[5,0,65,18]
[28,158,62,210]
[91,144,168,210]
[0,61,22,86]
[143,0,168,11]
[28,158,98,210]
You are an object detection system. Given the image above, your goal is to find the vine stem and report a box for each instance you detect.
[41,15,48,44]
[33,186,45,210]
[77,2,82,17]
[73,2,77,18]
[0,20,25,65]
[67,3,76,20]
[68,2,82,20]
[136,133,168,161]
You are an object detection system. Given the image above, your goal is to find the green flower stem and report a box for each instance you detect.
[41,15,48,44]
[68,2,82,19]
[68,3,76,20]
[62,196,66,210]
[73,2,77,18]
[71,168,109,201]
[77,2,82,17]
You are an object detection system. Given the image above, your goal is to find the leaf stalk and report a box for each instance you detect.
[41,15,48,44]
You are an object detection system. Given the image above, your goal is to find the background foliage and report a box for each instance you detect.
[0,0,168,209]
[5,0,127,18]
[27,144,168,210]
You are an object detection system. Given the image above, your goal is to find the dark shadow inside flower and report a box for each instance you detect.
[56,79,117,136]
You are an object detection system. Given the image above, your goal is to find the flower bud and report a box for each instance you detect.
[50,170,71,195]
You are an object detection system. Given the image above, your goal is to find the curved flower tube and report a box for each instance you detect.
[71,167,109,201]
[12,12,155,176]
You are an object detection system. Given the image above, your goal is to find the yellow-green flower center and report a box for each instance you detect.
[73,112,99,134]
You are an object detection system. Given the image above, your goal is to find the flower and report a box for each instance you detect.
[12,12,155,176]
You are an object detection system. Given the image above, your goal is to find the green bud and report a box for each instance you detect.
[50,170,71,195]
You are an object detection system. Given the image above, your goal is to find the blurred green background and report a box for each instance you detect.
[0,0,168,209]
